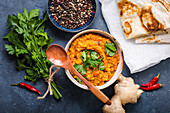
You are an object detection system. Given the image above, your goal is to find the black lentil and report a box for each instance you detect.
[50,0,94,29]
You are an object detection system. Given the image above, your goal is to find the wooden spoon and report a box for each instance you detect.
[46,44,111,105]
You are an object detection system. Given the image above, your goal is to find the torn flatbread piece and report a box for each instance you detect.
[117,0,170,41]
[135,30,170,43]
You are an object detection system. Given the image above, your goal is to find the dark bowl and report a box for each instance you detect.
[47,0,97,33]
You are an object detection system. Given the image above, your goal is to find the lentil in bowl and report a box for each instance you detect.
[65,29,123,90]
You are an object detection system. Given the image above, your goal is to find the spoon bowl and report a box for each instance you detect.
[46,44,70,69]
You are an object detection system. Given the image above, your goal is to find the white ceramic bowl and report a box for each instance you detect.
[65,29,123,90]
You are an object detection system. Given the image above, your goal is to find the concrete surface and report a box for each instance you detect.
[0,0,170,113]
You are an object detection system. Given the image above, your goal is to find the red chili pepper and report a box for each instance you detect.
[11,83,41,94]
[141,73,160,87]
[140,84,163,91]
[54,16,56,20]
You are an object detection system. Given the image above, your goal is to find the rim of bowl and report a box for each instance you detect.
[65,29,124,90]
[47,0,97,33]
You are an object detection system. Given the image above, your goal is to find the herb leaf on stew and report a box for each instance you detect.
[76,77,82,84]
[99,65,105,71]
[80,50,87,62]
[74,64,87,75]
[105,42,116,56]
[90,51,98,60]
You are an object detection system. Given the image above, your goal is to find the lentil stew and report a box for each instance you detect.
[67,33,120,86]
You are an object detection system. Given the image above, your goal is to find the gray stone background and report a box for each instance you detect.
[0,0,170,113]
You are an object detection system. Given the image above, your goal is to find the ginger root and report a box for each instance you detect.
[103,74,143,113]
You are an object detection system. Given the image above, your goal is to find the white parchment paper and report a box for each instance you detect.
[99,0,170,73]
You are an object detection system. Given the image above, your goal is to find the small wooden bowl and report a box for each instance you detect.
[65,29,123,90]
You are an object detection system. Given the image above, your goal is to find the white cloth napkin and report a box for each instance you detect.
[99,0,170,73]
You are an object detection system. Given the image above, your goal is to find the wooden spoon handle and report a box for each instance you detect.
[70,65,111,105]
[89,85,111,105]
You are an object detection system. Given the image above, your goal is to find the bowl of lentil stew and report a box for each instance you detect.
[47,0,97,32]
[65,29,123,90]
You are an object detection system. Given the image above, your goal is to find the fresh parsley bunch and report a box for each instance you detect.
[4,8,62,99]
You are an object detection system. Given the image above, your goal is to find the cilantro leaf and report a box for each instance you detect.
[23,8,29,20]
[80,51,87,62]
[76,76,88,83]
[105,47,115,56]
[105,42,116,56]
[18,13,26,22]
[90,51,98,60]
[99,65,105,71]
[74,64,87,75]
[76,77,82,83]
[29,9,39,20]
[16,59,27,71]
[105,42,116,52]
[84,76,88,80]
[43,11,49,21]
[26,69,34,75]
[85,58,101,68]
[98,57,103,62]
[5,45,15,55]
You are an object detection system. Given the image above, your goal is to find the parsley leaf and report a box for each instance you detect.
[5,45,15,55]
[23,8,29,20]
[74,64,87,75]
[105,47,115,56]
[26,69,34,75]
[99,65,105,71]
[105,42,116,51]
[98,57,103,62]
[29,9,39,20]
[76,77,82,83]
[76,76,88,84]
[90,51,98,60]
[80,51,87,62]
[86,58,101,68]
[105,42,116,56]
[84,76,88,80]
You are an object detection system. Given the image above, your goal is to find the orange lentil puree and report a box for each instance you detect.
[67,33,119,86]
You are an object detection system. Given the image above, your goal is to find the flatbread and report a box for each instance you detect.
[117,0,170,43]
[135,29,170,43]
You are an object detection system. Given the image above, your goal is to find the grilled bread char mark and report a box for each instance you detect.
[152,0,170,15]
[139,6,165,32]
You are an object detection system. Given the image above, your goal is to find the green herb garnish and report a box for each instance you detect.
[76,76,88,84]
[74,50,105,78]
[76,77,82,83]
[90,51,98,60]
[84,76,88,80]
[99,65,105,71]
[84,58,101,68]
[74,64,87,75]
[4,8,62,99]
[105,42,116,56]
[80,50,87,62]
